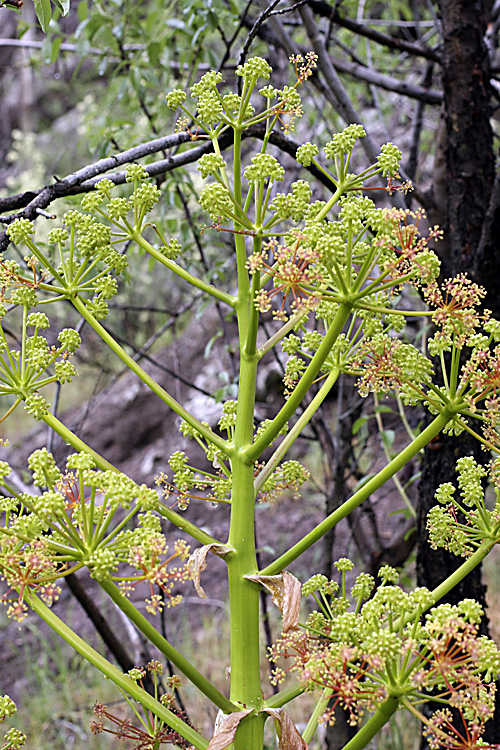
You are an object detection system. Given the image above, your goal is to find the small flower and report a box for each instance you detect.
[376,143,402,177]
[236,57,272,82]
[58,328,81,352]
[324,124,366,159]
[27,312,49,330]
[296,143,319,167]
[6,219,34,245]
[24,394,50,420]
[125,163,149,182]
[197,153,226,179]
[166,88,187,109]
[47,228,68,244]
[244,154,285,183]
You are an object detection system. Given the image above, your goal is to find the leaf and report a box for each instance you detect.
[50,36,62,63]
[374,404,395,414]
[207,710,252,750]
[187,544,231,598]
[381,429,395,452]
[265,709,308,750]
[147,41,162,67]
[51,0,70,14]
[77,1,88,21]
[34,0,52,32]
[352,415,369,436]
[245,571,301,633]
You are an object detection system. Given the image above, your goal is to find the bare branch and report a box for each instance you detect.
[328,54,441,105]
[0,125,334,249]
[308,0,441,63]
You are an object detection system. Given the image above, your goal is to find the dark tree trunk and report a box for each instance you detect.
[440,0,495,277]
[418,0,500,744]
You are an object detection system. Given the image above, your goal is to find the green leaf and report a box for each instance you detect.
[50,36,63,63]
[374,405,394,414]
[51,0,70,14]
[381,429,396,452]
[147,41,161,67]
[34,0,52,32]
[77,1,88,21]
[352,415,369,436]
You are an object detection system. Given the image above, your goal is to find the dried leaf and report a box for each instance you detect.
[187,544,231,598]
[245,570,301,632]
[265,708,308,750]
[282,571,302,633]
[206,710,252,750]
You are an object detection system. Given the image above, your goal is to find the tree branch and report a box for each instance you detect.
[308,0,441,63]
[0,126,334,249]
[327,54,441,105]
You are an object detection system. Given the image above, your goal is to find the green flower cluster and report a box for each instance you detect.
[323,124,366,159]
[271,560,500,739]
[244,154,285,183]
[260,460,310,503]
[427,456,500,557]
[0,449,192,619]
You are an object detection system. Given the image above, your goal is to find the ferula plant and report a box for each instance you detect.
[2,55,500,750]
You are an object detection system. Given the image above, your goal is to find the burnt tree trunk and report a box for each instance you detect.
[418,0,500,744]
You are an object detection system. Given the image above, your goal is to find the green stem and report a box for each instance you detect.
[70,296,229,455]
[340,696,399,750]
[28,592,209,750]
[99,580,237,714]
[131,231,236,307]
[226,363,261,711]
[254,367,341,494]
[263,684,304,709]
[302,689,333,744]
[428,540,494,611]
[226,135,266,746]
[248,303,352,462]
[314,185,345,221]
[260,410,453,575]
[156,504,223,546]
[42,412,117,471]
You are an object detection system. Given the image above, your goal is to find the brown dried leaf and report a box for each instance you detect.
[206,710,252,750]
[187,544,231,598]
[281,571,302,633]
[245,571,301,632]
[265,708,308,750]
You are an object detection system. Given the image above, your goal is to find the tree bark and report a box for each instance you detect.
[418,1,500,744]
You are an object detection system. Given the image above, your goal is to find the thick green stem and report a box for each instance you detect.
[28,592,209,750]
[226,145,267,745]
[302,689,333,744]
[429,540,494,611]
[99,581,236,714]
[227,369,262,711]
[70,296,229,455]
[42,412,117,471]
[260,410,453,575]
